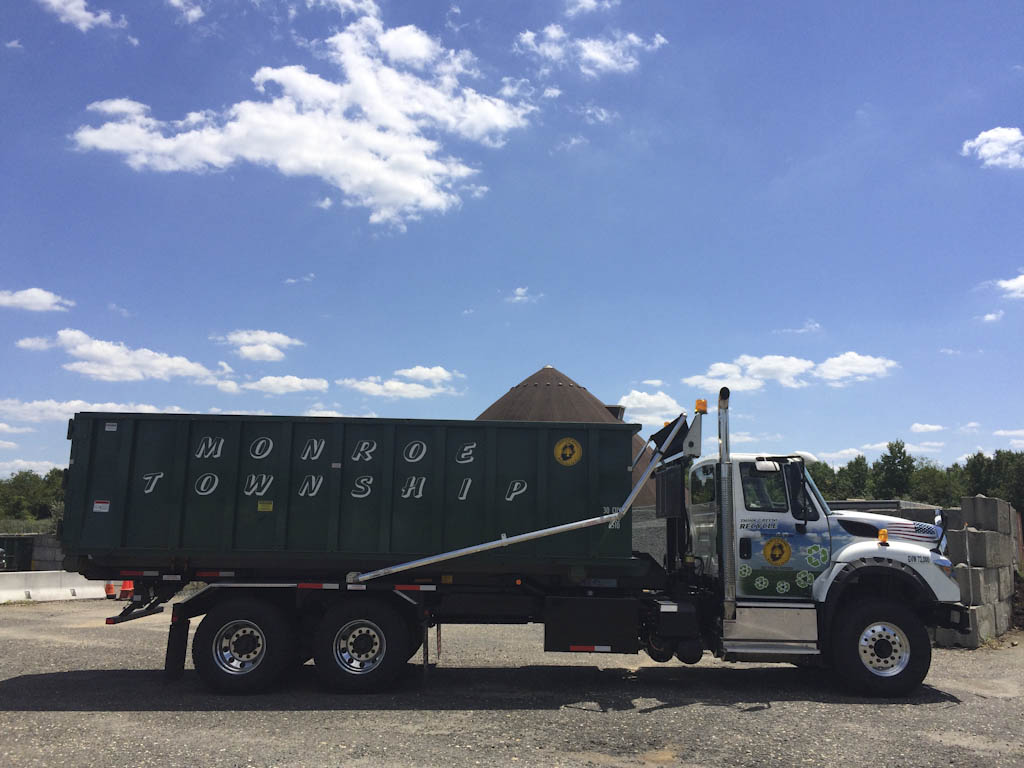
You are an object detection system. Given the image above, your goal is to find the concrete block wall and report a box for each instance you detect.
[935,496,1020,649]
[29,534,64,571]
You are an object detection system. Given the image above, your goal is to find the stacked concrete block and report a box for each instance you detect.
[935,495,1019,648]
[29,534,65,571]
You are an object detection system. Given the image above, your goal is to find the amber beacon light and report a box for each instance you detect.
[695,399,708,414]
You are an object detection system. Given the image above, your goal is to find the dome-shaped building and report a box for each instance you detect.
[476,365,657,509]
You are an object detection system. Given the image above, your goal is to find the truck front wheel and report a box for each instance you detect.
[192,598,296,694]
[832,599,931,697]
[313,599,409,692]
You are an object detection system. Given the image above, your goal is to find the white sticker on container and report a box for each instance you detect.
[331,462,342,469]
[105,423,118,432]
[93,500,110,513]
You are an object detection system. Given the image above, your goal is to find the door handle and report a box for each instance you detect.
[739,537,751,559]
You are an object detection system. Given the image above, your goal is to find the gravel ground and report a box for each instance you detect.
[1,599,1022,768]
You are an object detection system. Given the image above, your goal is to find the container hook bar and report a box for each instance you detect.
[350,414,690,584]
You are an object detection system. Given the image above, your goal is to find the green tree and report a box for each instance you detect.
[872,440,914,499]
[910,458,965,507]
[806,461,838,499]
[835,455,870,499]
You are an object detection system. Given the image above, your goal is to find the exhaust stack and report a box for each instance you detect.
[717,387,736,620]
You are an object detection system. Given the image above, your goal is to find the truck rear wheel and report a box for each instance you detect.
[832,599,930,697]
[313,599,409,692]
[192,598,296,694]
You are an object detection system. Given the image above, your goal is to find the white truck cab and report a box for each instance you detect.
[670,387,968,696]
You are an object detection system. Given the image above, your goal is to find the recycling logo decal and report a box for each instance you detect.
[775,580,791,594]
[754,576,769,591]
[795,570,814,589]
[739,564,752,578]
[762,537,792,567]
[805,544,829,568]
[554,437,582,467]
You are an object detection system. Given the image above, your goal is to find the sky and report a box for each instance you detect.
[2,0,1024,477]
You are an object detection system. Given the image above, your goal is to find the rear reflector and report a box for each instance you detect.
[568,645,611,653]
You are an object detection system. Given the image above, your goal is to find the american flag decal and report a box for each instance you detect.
[884,521,938,542]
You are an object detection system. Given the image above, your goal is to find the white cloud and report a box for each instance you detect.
[939,347,960,355]
[337,365,462,399]
[994,428,1024,437]
[108,303,131,317]
[0,459,62,477]
[241,376,329,394]
[313,197,333,209]
[393,365,463,383]
[73,13,534,228]
[683,361,764,392]
[285,272,316,284]
[36,0,126,32]
[167,0,203,24]
[910,423,944,433]
[995,273,1024,299]
[505,286,543,303]
[309,0,381,18]
[860,442,889,452]
[36,328,231,388]
[0,399,183,422]
[580,104,617,124]
[736,354,816,388]
[861,440,943,454]
[207,407,272,416]
[961,126,1024,169]
[775,319,822,335]
[0,287,75,312]
[812,351,898,386]
[0,423,34,434]
[565,0,619,16]
[979,309,1004,323]
[641,379,664,387]
[303,403,379,417]
[0,440,16,450]
[542,87,562,99]
[214,329,305,361]
[516,25,666,78]
[554,135,588,152]
[960,421,980,433]
[16,336,55,351]
[617,390,683,428]
[819,448,862,462]
[704,431,782,446]
[6,40,23,49]
[1010,439,1024,449]
[956,448,992,464]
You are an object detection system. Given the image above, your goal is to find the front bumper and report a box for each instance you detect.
[931,602,972,633]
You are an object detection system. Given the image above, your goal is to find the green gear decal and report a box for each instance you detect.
[754,576,769,591]
[795,570,814,589]
[775,580,791,594]
[739,563,752,578]
[805,544,829,568]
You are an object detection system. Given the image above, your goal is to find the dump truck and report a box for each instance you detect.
[61,388,969,696]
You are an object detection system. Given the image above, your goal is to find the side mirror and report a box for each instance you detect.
[784,462,810,522]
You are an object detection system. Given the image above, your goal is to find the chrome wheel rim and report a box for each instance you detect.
[332,619,386,675]
[213,619,266,676]
[857,621,910,677]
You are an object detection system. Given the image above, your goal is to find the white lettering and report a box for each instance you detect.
[195,473,219,496]
[351,475,373,498]
[300,438,326,461]
[457,477,472,501]
[298,474,324,497]
[403,440,427,463]
[400,476,426,499]
[194,436,224,459]
[505,480,528,502]
[244,473,274,496]
[142,472,164,494]
[351,440,377,461]
[456,442,477,464]
[249,437,274,459]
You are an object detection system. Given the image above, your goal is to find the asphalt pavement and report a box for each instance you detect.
[1,600,1022,768]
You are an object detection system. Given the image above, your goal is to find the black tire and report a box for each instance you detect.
[192,598,296,694]
[831,599,931,697]
[312,599,410,692]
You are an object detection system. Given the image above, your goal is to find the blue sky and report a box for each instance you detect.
[2,0,1024,476]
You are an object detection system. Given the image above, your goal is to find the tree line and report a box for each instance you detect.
[0,469,65,525]
[807,440,1024,513]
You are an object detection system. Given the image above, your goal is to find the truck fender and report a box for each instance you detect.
[818,558,938,649]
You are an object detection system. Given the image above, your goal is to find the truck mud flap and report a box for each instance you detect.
[544,596,639,654]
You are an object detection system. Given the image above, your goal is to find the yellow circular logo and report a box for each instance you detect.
[763,537,792,567]
[554,437,582,467]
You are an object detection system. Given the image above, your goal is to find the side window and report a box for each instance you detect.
[739,462,788,513]
[688,464,716,505]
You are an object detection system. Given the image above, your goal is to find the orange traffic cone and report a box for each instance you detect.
[104,582,116,599]
[118,580,134,600]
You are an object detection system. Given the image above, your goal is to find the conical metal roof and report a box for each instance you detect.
[477,365,656,506]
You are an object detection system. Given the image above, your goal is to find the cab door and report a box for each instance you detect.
[734,459,830,601]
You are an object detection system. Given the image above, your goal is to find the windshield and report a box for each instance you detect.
[804,468,832,515]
